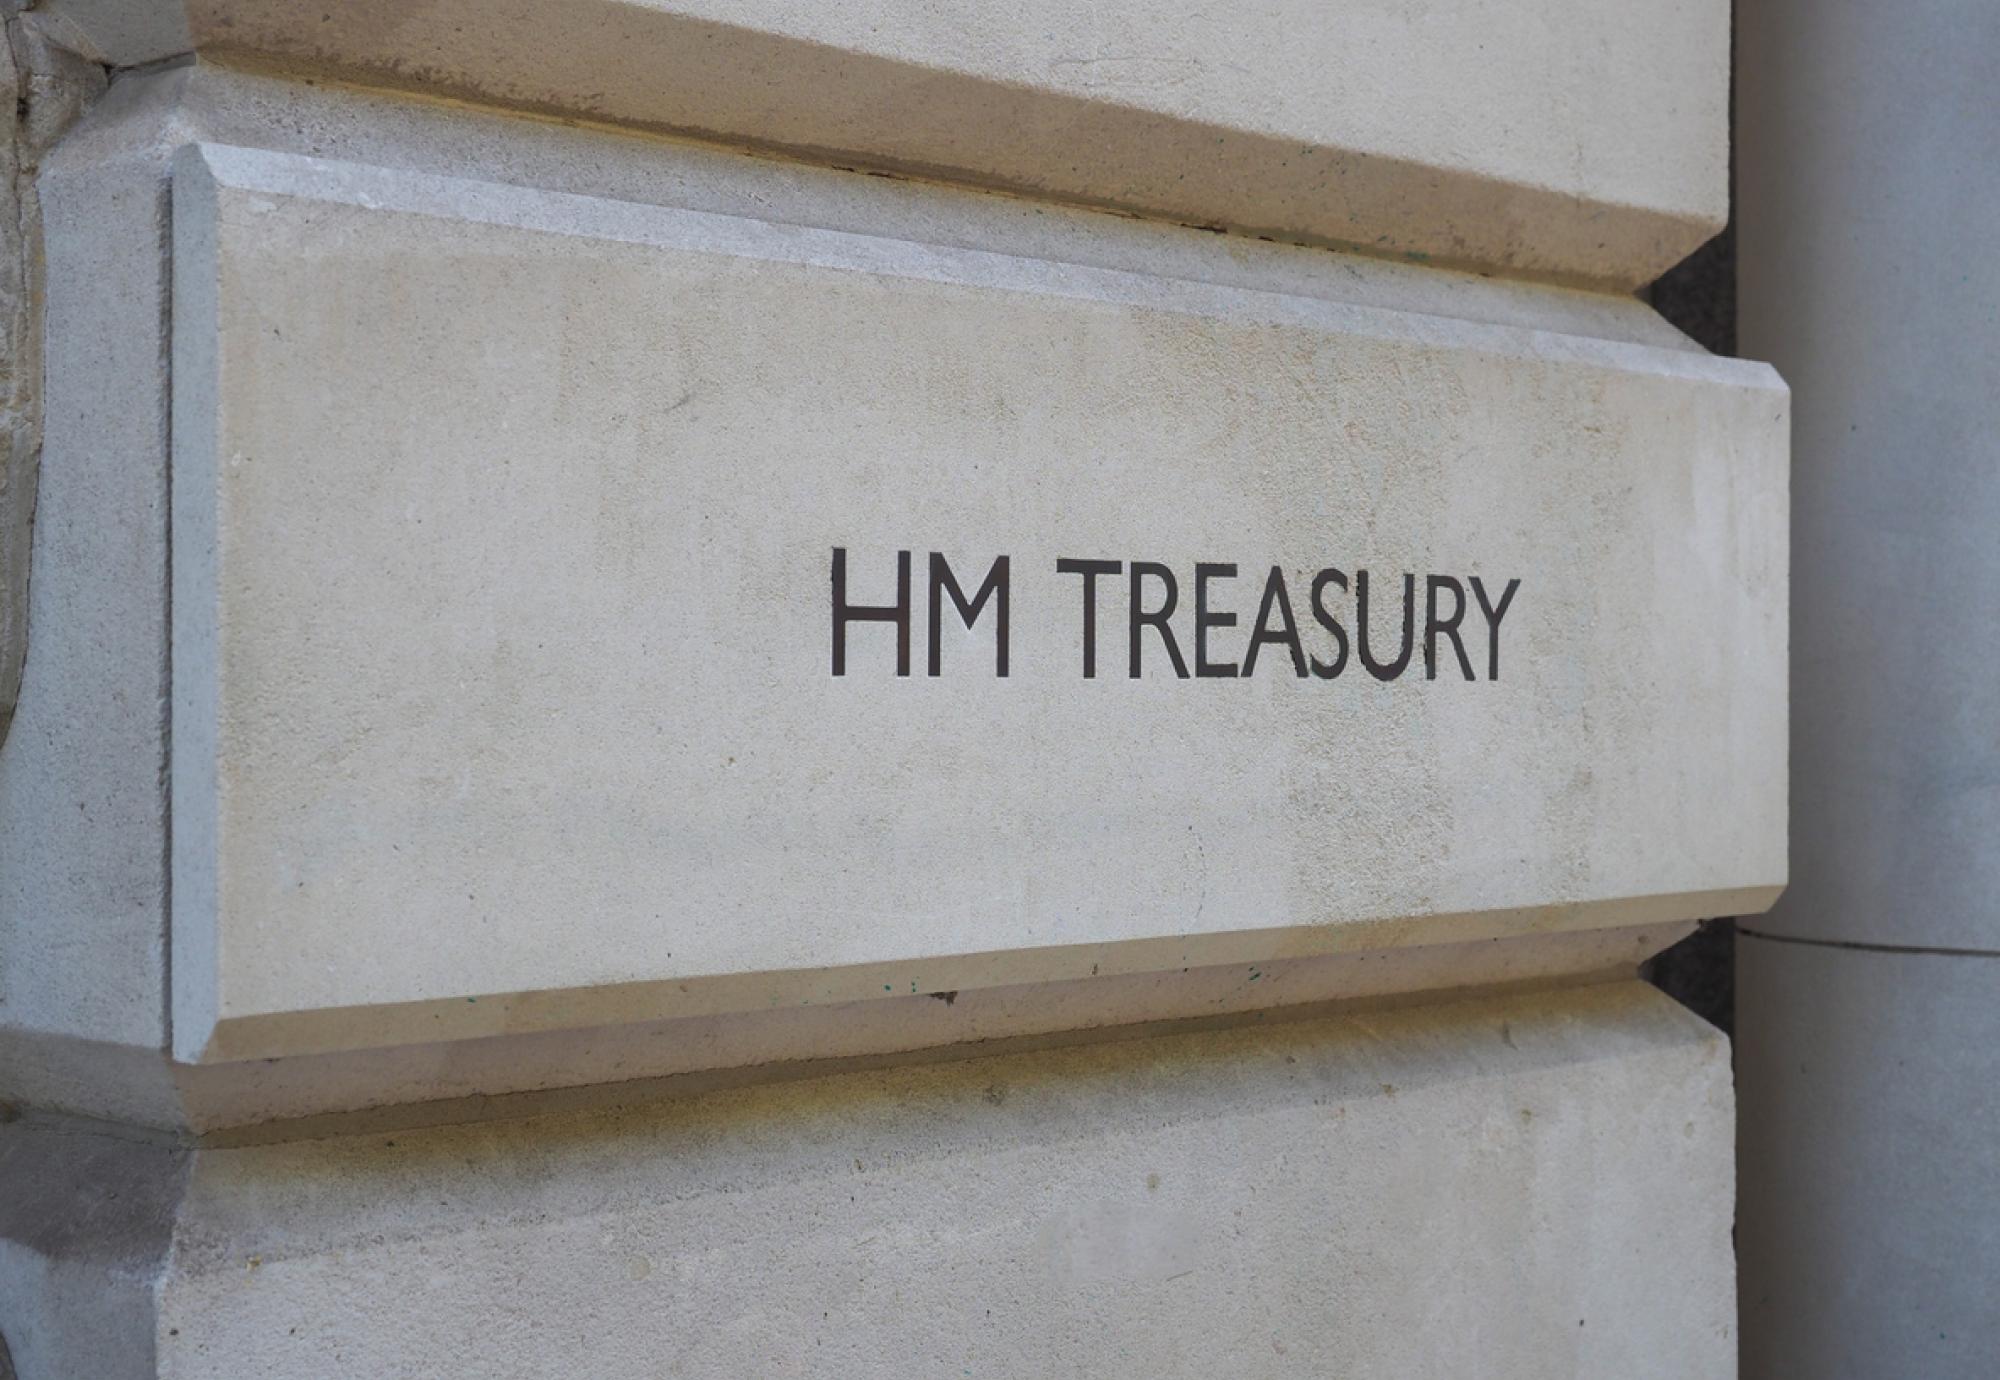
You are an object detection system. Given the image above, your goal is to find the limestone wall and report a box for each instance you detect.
[0,4,1770,1375]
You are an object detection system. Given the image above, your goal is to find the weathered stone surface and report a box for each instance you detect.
[33,0,1727,286]
[0,57,162,1053]
[0,29,1756,1380]
[1,983,1736,1379]
[0,20,28,752]
[0,16,105,750]
[163,139,1784,1062]
[0,61,1648,1062]
[0,921,1688,1134]
[0,1121,180,1379]
[0,67,1778,1113]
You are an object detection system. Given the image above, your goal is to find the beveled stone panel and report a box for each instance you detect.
[37,0,1729,285]
[169,142,1786,1060]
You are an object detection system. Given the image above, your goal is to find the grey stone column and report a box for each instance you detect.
[1736,3,2000,1375]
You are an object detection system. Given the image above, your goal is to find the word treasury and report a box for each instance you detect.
[832,549,1522,682]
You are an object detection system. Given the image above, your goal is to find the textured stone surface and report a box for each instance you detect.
[0,58,1680,1059]
[0,1123,181,1380]
[0,20,30,749]
[5,922,1690,1135]
[0,16,105,748]
[164,136,1784,1062]
[34,0,1727,286]
[0,58,162,1051]
[1,983,1737,1380]
[0,23,1755,1380]
[0,66,1780,1106]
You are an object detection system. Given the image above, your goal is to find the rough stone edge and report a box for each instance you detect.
[0,9,105,749]
[0,922,1689,1140]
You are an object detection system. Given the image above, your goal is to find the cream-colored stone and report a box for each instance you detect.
[0,36,1756,1380]
[164,136,1784,1063]
[33,0,1728,286]
[0,67,1775,1109]
[161,64,1708,354]
[0,983,1736,1380]
[2,921,1691,1135]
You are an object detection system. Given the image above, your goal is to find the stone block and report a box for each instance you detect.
[163,138,1786,1063]
[3,920,1691,1134]
[0,69,175,1051]
[1739,0,2000,955]
[32,0,1728,285]
[0,983,1737,1379]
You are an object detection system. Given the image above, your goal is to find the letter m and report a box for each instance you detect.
[929,553,1010,677]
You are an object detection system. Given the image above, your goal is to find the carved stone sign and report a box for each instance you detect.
[168,143,1787,1060]
[830,550,1521,683]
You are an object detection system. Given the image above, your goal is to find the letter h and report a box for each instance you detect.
[831,548,912,676]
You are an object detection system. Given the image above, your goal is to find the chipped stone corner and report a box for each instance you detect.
[1,7,106,747]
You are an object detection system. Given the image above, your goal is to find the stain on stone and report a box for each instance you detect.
[1643,918,1735,1036]
[0,1121,188,1269]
